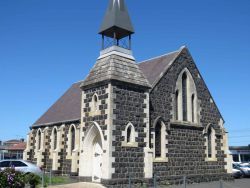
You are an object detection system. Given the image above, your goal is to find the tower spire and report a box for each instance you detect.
[99,0,134,49]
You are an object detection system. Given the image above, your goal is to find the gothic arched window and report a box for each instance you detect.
[155,122,162,158]
[191,94,195,123]
[207,127,212,158]
[182,73,188,121]
[37,130,41,150]
[175,69,199,123]
[175,90,179,120]
[127,125,132,143]
[71,126,76,152]
[92,94,98,111]
[53,128,57,150]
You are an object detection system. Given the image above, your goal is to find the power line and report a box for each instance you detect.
[227,129,250,132]
[229,135,250,138]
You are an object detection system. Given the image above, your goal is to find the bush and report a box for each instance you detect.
[0,168,26,188]
[25,173,41,188]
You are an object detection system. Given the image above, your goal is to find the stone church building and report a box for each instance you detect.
[24,0,232,187]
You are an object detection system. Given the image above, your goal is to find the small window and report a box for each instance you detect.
[0,161,11,167]
[207,127,212,158]
[71,126,76,152]
[191,94,195,122]
[53,128,57,150]
[127,126,132,143]
[182,73,188,121]
[122,122,137,147]
[37,130,42,150]
[11,161,27,167]
[155,122,162,158]
[92,94,98,111]
[175,90,179,120]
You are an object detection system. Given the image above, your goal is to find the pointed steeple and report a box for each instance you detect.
[99,0,134,40]
[80,0,151,90]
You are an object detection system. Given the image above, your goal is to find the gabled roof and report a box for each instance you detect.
[32,47,224,127]
[33,82,82,127]
[32,50,180,127]
[99,0,134,39]
[138,49,181,86]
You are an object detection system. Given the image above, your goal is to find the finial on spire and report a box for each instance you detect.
[99,0,134,50]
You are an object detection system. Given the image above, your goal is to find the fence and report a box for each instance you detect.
[39,172,244,188]
[127,174,238,188]
[40,170,79,187]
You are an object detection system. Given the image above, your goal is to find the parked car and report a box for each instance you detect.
[0,160,42,175]
[232,167,242,178]
[233,163,250,177]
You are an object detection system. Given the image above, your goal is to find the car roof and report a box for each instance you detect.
[0,159,25,162]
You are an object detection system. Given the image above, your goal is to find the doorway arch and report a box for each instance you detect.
[82,122,104,183]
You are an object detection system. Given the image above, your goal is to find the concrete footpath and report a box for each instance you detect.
[48,182,106,188]
[170,178,250,188]
[48,178,250,188]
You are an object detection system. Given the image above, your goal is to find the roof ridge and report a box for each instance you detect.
[138,49,181,64]
[73,80,84,84]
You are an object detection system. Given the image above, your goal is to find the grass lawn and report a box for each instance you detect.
[39,175,78,187]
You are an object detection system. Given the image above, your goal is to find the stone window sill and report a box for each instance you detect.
[88,110,101,116]
[205,157,217,162]
[153,157,168,163]
[170,121,203,128]
[37,149,43,152]
[121,141,138,148]
[52,149,59,153]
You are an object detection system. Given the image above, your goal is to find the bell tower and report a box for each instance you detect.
[99,0,134,50]
[79,0,152,185]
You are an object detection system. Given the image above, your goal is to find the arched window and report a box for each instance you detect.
[122,122,138,147]
[175,69,199,123]
[175,90,179,120]
[71,126,75,153]
[37,130,41,150]
[92,94,98,111]
[127,126,132,143]
[155,122,162,158]
[191,94,195,123]
[53,128,57,150]
[182,73,187,121]
[207,127,212,158]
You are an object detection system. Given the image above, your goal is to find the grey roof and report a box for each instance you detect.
[99,0,134,39]
[81,54,151,89]
[138,50,181,86]
[33,82,82,127]
[32,50,180,127]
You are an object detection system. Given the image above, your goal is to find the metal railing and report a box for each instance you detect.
[127,174,235,188]
[40,169,79,188]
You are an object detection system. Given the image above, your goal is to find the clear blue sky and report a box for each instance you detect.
[0,0,249,146]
